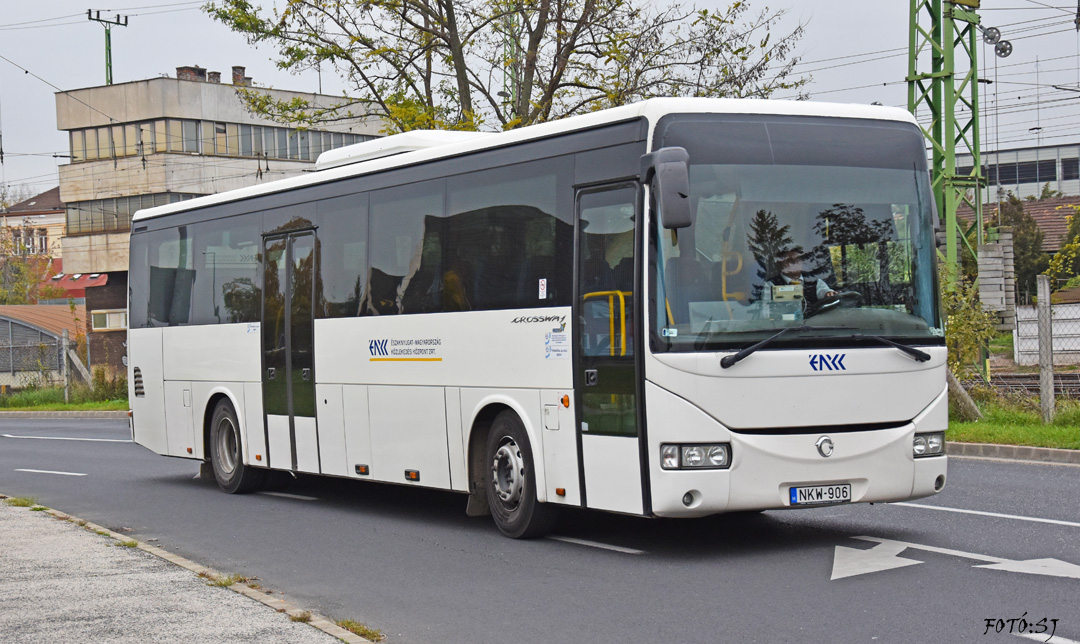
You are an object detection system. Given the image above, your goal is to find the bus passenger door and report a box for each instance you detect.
[262,231,319,473]
[575,184,645,515]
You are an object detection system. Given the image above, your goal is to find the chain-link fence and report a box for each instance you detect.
[0,319,63,389]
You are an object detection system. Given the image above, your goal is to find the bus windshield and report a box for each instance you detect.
[651,114,943,352]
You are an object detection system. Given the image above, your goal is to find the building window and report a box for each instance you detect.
[91,309,128,331]
[68,118,373,164]
[1063,158,1079,181]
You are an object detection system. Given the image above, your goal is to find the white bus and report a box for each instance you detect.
[128,98,948,538]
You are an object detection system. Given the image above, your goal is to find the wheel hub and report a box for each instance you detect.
[491,439,524,506]
[216,417,238,475]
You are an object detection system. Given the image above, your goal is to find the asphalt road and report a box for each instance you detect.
[1,418,1078,644]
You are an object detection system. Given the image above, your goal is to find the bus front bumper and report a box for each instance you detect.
[649,424,947,518]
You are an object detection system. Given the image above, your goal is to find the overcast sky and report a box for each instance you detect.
[1,1,1078,197]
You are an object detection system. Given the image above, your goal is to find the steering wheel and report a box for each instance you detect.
[807,290,862,316]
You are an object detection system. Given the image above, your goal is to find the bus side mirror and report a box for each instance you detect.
[640,147,691,229]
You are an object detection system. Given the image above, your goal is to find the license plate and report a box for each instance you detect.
[789,484,851,505]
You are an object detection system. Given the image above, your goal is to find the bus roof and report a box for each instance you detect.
[131,97,918,224]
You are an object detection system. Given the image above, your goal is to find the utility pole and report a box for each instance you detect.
[907,0,985,283]
[87,10,129,85]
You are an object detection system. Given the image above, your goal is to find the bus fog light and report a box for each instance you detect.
[661,445,679,470]
[683,492,694,506]
[682,446,705,467]
[913,435,927,456]
[707,445,729,467]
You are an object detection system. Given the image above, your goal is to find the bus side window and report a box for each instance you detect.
[367,180,445,315]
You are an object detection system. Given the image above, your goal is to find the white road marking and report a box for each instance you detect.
[832,536,1080,581]
[1015,633,1079,644]
[14,469,87,477]
[893,502,1080,529]
[257,491,318,501]
[547,536,646,555]
[2,434,131,443]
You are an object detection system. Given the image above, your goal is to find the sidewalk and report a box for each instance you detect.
[0,500,370,643]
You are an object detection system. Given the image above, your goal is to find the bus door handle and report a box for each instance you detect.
[267,367,276,380]
[584,369,598,386]
[302,368,311,381]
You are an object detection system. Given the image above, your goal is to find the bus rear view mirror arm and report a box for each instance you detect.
[640,147,691,229]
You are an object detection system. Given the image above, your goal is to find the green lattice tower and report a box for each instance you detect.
[502,4,521,120]
[908,0,985,283]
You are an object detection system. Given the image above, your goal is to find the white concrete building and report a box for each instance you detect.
[55,64,382,370]
[957,141,1080,202]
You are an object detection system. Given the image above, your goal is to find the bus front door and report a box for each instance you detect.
[262,232,319,473]
[575,185,645,515]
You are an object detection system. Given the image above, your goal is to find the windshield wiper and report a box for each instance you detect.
[719,325,849,369]
[852,334,931,362]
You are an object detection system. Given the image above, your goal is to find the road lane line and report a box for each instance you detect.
[547,536,646,555]
[257,491,318,501]
[2,434,131,443]
[1016,633,1078,644]
[14,469,87,477]
[892,502,1080,529]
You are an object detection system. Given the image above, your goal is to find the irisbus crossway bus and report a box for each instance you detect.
[128,97,947,538]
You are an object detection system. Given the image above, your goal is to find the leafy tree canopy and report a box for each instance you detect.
[205,0,807,133]
[997,193,1049,297]
[0,227,66,305]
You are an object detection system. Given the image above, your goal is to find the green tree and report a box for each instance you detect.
[1027,181,1064,201]
[998,193,1049,299]
[206,0,807,133]
[0,184,33,210]
[1043,205,1080,290]
[0,226,66,304]
[941,266,998,378]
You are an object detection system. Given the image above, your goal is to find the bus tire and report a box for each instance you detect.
[210,399,264,494]
[485,410,557,538]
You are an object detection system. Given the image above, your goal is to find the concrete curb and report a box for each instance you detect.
[0,410,129,419]
[2,497,373,644]
[948,441,1080,465]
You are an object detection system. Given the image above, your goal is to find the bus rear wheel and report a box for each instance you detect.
[485,410,557,538]
[210,399,265,494]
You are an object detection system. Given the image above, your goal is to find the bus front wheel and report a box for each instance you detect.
[210,399,265,494]
[485,410,557,538]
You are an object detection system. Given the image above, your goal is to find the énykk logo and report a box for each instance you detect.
[369,339,389,357]
[809,354,846,371]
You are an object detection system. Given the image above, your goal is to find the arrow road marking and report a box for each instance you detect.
[831,539,922,580]
[832,536,1080,581]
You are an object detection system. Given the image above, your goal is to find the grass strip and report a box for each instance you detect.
[948,422,1080,450]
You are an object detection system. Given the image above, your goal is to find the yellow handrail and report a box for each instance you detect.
[583,290,631,356]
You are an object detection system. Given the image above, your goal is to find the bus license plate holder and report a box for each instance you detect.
[789,484,851,505]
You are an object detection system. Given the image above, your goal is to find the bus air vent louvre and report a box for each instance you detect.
[133,367,145,397]
[727,420,910,435]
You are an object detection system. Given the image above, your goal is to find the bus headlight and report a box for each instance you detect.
[682,446,705,467]
[914,432,945,458]
[660,443,732,470]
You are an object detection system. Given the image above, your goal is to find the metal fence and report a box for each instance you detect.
[1014,302,1080,366]
[0,319,62,386]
